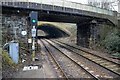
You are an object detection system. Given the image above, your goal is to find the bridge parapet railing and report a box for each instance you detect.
[1,0,114,16]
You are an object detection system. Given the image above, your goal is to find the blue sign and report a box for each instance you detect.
[9,42,19,64]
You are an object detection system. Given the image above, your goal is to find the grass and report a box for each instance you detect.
[2,51,16,67]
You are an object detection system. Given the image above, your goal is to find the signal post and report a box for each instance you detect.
[29,11,38,61]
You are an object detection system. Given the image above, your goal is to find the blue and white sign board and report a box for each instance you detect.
[32,28,36,37]
[9,42,19,64]
[32,26,36,37]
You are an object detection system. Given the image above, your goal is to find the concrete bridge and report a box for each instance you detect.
[1,0,118,25]
[1,0,118,47]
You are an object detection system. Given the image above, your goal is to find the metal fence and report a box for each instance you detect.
[1,0,114,16]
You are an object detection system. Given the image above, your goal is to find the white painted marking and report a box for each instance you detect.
[23,66,30,71]
[23,66,38,71]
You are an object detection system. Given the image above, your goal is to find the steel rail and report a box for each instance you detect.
[44,39,99,80]
[51,39,120,77]
[54,40,120,65]
[40,40,69,79]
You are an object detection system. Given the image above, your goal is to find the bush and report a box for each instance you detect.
[102,29,120,54]
[2,51,16,67]
[2,51,17,78]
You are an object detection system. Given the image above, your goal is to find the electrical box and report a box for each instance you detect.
[9,42,19,64]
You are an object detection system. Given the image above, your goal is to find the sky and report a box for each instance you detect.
[16,0,118,12]
[67,0,118,11]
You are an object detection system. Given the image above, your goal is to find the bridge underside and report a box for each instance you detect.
[2,6,116,47]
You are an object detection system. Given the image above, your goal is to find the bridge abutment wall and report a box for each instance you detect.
[77,23,90,48]
[77,22,101,48]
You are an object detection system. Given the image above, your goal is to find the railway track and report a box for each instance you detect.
[48,39,120,77]
[38,40,69,79]
[40,39,99,79]
[46,40,120,78]
[53,40,120,64]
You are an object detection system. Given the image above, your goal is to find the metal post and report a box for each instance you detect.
[31,26,36,61]
[32,38,35,61]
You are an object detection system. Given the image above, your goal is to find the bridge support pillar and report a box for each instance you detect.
[77,23,90,48]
